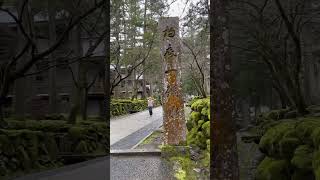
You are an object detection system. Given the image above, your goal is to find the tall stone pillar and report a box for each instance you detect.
[159,17,186,145]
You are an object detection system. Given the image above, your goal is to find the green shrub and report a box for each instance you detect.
[110,99,149,116]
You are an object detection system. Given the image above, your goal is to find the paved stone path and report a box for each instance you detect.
[110,155,173,180]
[14,157,109,180]
[110,106,163,149]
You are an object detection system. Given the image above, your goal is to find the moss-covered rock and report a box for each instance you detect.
[186,120,193,131]
[255,157,290,180]
[291,145,313,170]
[255,115,320,179]
[313,150,320,180]
[190,112,201,123]
[197,120,205,127]
[206,139,210,152]
[259,121,297,157]
[279,137,301,159]
[291,170,315,180]
[296,118,320,144]
[202,121,210,138]
[187,98,210,151]
[264,108,290,120]
[312,127,320,149]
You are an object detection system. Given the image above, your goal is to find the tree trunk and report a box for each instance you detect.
[274,0,308,115]
[78,61,87,120]
[142,0,147,99]
[0,74,11,127]
[14,1,34,119]
[68,25,82,124]
[68,96,79,124]
[132,69,138,99]
[210,0,239,179]
[81,88,88,120]
[0,98,5,127]
[272,81,293,108]
[103,0,110,123]
[48,0,57,114]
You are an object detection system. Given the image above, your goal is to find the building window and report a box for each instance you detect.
[36,59,49,71]
[35,75,43,81]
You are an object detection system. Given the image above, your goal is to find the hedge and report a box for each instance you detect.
[0,119,109,179]
[111,99,160,117]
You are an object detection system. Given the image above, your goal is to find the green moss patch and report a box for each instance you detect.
[255,114,320,179]
[141,131,162,145]
[256,157,290,180]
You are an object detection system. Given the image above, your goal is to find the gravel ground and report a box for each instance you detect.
[110,155,173,180]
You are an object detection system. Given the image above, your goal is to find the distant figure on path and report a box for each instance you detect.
[147,97,154,116]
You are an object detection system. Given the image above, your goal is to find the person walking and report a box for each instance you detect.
[147,97,154,116]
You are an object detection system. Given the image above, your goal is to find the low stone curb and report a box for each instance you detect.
[130,130,154,149]
[110,149,161,156]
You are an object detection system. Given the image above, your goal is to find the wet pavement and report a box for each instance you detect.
[111,107,163,150]
[14,157,109,180]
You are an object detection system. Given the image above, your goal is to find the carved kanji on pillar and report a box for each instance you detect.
[159,17,186,145]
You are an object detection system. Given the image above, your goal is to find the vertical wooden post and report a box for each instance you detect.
[159,17,186,145]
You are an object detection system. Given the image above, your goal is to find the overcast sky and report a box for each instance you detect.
[167,0,200,18]
[166,0,200,35]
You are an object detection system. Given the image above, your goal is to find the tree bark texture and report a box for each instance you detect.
[210,0,239,179]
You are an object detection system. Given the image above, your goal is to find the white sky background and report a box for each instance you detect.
[166,0,200,36]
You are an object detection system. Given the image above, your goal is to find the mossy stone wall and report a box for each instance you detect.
[0,120,109,179]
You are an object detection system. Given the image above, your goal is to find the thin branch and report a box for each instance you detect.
[12,0,105,79]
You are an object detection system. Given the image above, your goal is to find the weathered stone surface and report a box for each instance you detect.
[159,17,186,145]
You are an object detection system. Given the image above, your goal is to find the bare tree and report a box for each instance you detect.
[182,40,208,98]
[0,0,105,126]
[229,0,319,114]
[110,33,156,95]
